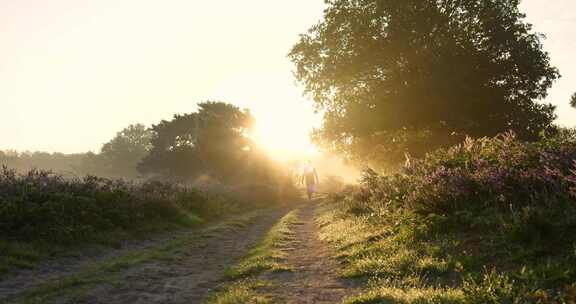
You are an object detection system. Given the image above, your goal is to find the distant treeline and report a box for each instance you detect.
[0,150,89,177]
[1,123,151,179]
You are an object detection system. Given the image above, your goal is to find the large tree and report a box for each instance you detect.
[290,0,559,168]
[99,124,153,177]
[571,92,576,109]
[75,124,153,178]
[138,102,263,181]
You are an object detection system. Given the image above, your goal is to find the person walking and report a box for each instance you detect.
[301,161,320,201]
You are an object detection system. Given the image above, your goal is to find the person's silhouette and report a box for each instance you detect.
[301,161,319,201]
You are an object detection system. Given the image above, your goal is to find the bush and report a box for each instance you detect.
[348,132,576,226]
[0,167,246,244]
[324,131,576,303]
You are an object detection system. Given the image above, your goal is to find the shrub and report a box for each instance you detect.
[327,131,576,303]
[0,167,245,244]
[346,132,576,223]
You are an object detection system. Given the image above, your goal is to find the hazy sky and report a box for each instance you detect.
[1,0,575,154]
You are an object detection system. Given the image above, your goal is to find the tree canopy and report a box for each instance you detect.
[290,0,559,169]
[571,92,576,109]
[99,124,153,177]
[74,124,153,178]
[138,101,273,182]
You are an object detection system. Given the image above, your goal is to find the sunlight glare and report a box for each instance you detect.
[207,70,321,160]
[253,116,320,160]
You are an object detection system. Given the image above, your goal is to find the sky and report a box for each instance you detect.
[1,0,575,155]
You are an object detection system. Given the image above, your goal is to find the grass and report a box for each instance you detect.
[205,209,301,304]
[0,214,206,280]
[316,203,459,303]
[0,241,45,274]
[317,196,576,304]
[203,279,272,304]
[0,214,205,278]
[5,211,264,304]
[225,210,300,279]
[343,286,465,304]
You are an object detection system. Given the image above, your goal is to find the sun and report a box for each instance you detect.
[208,70,322,161]
[253,113,320,160]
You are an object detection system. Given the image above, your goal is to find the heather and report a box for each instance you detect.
[320,131,576,303]
[0,167,282,244]
[0,165,286,274]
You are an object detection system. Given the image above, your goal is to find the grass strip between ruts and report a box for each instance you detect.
[204,209,301,304]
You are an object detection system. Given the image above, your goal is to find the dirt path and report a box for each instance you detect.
[71,210,286,304]
[264,204,359,303]
[0,209,288,304]
[2,203,358,304]
[0,222,224,300]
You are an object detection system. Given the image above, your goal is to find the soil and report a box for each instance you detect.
[69,210,286,304]
[262,204,360,304]
[0,210,285,304]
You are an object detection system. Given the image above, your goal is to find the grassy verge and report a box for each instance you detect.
[315,133,576,303]
[0,214,204,277]
[317,203,467,303]
[318,196,576,303]
[205,210,301,304]
[6,211,264,304]
[204,279,272,304]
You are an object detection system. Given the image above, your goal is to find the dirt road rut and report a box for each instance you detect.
[1,210,286,304]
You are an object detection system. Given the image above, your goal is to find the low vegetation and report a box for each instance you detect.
[206,210,301,304]
[319,131,576,303]
[227,210,299,279]
[8,211,264,304]
[0,166,277,274]
[205,280,272,304]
